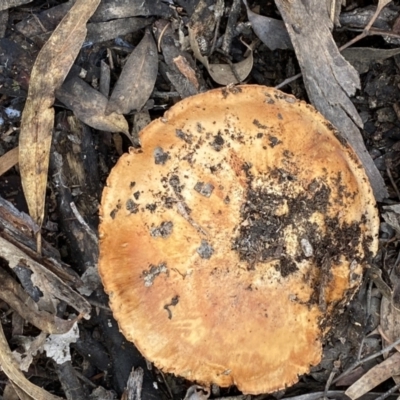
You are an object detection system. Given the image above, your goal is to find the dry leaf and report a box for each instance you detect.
[106,29,158,114]
[86,17,152,44]
[56,76,129,133]
[19,0,100,235]
[243,0,293,50]
[345,352,400,399]
[0,146,18,176]
[189,28,253,85]
[342,47,400,74]
[0,323,63,400]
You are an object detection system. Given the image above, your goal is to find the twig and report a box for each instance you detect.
[333,335,400,384]
[275,72,302,89]
[339,0,393,52]
[222,0,242,54]
[375,381,400,400]
[209,0,224,56]
[157,22,170,53]
[387,167,400,200]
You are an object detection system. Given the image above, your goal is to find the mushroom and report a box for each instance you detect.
[98,85,379,394]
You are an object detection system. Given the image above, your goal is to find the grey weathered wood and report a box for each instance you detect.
[275,0,388,201]
[0,0,32,12]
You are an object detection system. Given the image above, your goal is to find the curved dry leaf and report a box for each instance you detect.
[243,0,293,50]
[56,77,129,134]
[189,28,253,85]
[106,29,158,114]
[19,0,100,232]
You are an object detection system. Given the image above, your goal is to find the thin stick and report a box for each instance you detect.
[387,167,400,200]
[333,335,400,384]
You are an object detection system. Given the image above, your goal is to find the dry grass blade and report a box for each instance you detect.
[18,0,100,250]
[0,146,18,176]
[0,321,63,400]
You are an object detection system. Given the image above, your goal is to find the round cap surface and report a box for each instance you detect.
[99,85,379,394]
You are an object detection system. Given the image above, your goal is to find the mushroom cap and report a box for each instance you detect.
[99,85,379,394]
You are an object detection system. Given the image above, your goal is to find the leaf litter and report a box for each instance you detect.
[3,0,400,398]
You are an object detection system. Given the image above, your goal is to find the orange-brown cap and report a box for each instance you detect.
[98,85,379,394]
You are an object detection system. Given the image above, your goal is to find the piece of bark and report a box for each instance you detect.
[0,10,8,38]
[55,361,86,400]
[100,60,110,97]
[155,20,202,98]
[0,146,18,177]
[275,0,388,201]
[121,367,144,400]
[86,17,152,44]
[0,322,63,400]
[0,237,91,328]
[340,5,397,31]
[0,195,81,286]
[50,116,100,275]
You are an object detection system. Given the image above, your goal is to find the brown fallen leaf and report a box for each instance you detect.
[106,29,158,115]
[0,322,63,400]
[18,0,100,250]
[189,28,254,85]
[56,76,129,134]
[0,146,18,176]
[345,352,400,399]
